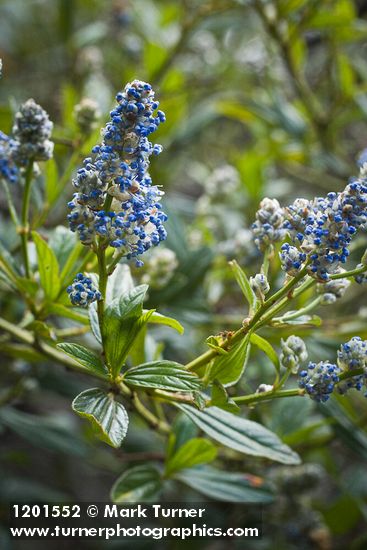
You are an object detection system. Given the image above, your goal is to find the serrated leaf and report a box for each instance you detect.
[123,360,202,392]
[72,388,129,448]
[32,232,61,301]
[176,404,301,465]
[208,334,251,387]
[175,466,274,503]
[111,465,162,503]
[57,343,108,377]
[147,311,184,334]
[229,260,257,313]
[250,333,280,372]
[165,438,217,476]
[104,285,149,376]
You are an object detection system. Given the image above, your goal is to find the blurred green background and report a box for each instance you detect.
[1,0,367,548]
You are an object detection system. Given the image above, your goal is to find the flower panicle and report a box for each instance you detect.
[67,80,167,265]
[299,336,367,402]
[0,99,53,184]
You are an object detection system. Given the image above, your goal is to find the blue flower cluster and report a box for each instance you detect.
[298,337,367,402]
[0,131,19,184]
[280,335,308,373]
[250,273,270,299]
[11,99,53,166]
[67,273,101,307]
[67,80,167,265]
[252,198,285,251]
[0,99,53,184]
[284,179,367,281]
[280,243,306,277]
[316,271,350,305]
[299,361,341,403]
[337,337,367,396]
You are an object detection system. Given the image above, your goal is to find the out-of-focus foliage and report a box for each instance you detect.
[1,1,367,549]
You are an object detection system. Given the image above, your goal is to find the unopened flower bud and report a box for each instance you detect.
[280,335,308,373]
[250,273,270,300]
[74,98,101,135]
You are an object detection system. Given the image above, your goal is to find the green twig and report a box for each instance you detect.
[186,267,308,371]
[1,179,19,225]
[20,161,34,278]
[234,387,305,405]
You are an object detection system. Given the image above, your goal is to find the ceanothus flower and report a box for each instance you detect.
[11,99,53,165]
[316,269,351,305]
[337,337,367,372]
[337,337,367,396]
[298,361,341,403]
[67,80,167,265]
[74,98,101,135]
[280,335,308,373]
[252,198,285,251]
[67,273,101,307]
[140,247,178,289]
[250,273,270,300]
[202,164,240,199]
[280,243,306,277]
[284,179,367,281]
[0,131,19,184]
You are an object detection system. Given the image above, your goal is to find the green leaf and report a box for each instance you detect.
[273,314,322,327]
[167,413,199,459]
[57,343,108,377]
[15,277,39,297]
[103,285,149,376]
[89,302,102,344]
[209,380,240,413]
[111,465,162,503]
[44,158,60,205]
[28,320,55,341]
[320,397,367,461]
[123,361,202,392]
[206,335,228,355]
[32,232,61,301]
[106,264,134,304]
[59,243,85,286]
[176,404,301,465]
[208,334,251,387]
[165,438,217,476]
[229,260,257,312]
[147,311,184,334]
[250,333,280,372]
[48,226,77,270]
[0,407,87,456]
[175,466,274,503]
[47,303,89,324]
[72,388,129,448]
